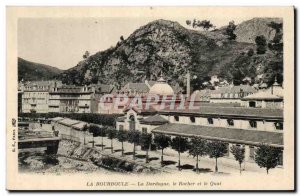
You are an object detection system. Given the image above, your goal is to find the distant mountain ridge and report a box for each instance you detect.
[18,57,63,81]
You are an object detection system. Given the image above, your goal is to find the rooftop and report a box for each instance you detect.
[71,121,88,130]
[58,118,80,126]
[242,90,283,100]
[212,85,257,94]
[51,117,64,122]
[140,114,169,125]
[152,123,283,147]
[159,106,283,119]
[121,82,150,94]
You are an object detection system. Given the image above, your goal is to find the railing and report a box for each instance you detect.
[60,133,80,143]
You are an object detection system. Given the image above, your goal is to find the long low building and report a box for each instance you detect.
[116,104,284,167]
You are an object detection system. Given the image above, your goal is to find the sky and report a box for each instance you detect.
[18,16,253,70]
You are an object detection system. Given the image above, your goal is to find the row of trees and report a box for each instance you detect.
[186,19,215,31]
[82,125,282,174]
[185,19,237,41]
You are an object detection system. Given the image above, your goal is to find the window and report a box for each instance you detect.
[274,122,283,130]
[174,116,179,122]
[207,117,214,125]
[249,146,255,160]
[190,116,195,123]
[119,125,124,130]
[142,127,147,134]
[129,115,135,131]
[227,119,234,126]
[249,120,257,128]
[249,101,256,108]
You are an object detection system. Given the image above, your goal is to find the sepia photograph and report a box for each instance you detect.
[6,6,295,191]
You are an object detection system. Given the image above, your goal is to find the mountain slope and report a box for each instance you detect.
[18,57,63,81]
[60,18,283,91]
[235,18,283,43]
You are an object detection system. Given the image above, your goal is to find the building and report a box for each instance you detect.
[98,81,154,114]
[49,84,100,113]
[210,84,257,104]
[241,79,284,109]
[116,105,283,167]
[98,77,180,114]
[21,80,62,113]
[116,79,284,168]
[190,85,256,104]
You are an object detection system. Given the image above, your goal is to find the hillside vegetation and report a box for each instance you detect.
[18,57,63,81]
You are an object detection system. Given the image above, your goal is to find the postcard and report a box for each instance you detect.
[6,6,295,191]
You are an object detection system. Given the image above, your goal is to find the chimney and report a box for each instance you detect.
[186,70,191,96]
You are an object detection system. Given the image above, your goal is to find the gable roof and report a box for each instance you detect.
[123,104,158,115]
[140,114,169,125]
[242,90,283,100]
[121,82,150,93]
[94,84,115,94]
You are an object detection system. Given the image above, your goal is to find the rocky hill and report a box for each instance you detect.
[234,18,283,43]
[58,18,283,91]
[18,57,63,81]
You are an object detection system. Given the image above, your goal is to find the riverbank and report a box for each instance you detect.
[19,139,164,174]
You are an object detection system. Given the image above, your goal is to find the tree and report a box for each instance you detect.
[116,130,128,156]
[88,124,101,148]
[98,127,107,150]
[198,20,215,31]
[207,141,228,172]
[140,132,152,163]
[255,35,267,54]
[230,144,245,174]
[186,20,191,26]
[83,51,90,59]
[153,134,171,165]
[188,19,215,31]
[247,48,254,56]
[106,129,117,153]
[224,20,237,40]
[127,130,140,160]
[188,137,207,173]
[267,22,283,56]
[255,144,282,174]
[170,137,189,170]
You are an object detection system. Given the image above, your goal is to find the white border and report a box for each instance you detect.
[1,0,299,195]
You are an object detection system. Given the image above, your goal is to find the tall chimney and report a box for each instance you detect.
[186,70,191,96]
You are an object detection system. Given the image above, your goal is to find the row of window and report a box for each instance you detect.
[174,116,283,130]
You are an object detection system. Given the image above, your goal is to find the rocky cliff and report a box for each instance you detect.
[235,18,283,43]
